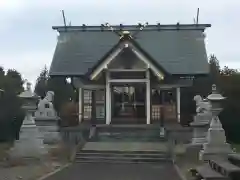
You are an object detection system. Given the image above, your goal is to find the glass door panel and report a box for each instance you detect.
[112,85,146,119]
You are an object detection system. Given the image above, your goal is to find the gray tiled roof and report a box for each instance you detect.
[49,25,210,76]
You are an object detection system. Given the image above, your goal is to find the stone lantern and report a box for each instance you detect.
[199,84,233,161]
[9,82,47,159]
[19,82,39,127]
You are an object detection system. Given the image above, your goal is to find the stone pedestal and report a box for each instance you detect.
[9,120,47,158]
[35,119,61,145]
[159,127,166,138]
[199,116,232,160]
[34,91,61,145]
[199,85,233,161]
[191,96,212,146]
[191,113,211,145]
[191,121,209,145]
[9,82,47,159]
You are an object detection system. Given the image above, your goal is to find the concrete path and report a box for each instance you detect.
[44,162,182,180]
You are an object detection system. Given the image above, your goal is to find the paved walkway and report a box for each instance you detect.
[44,162,182,180]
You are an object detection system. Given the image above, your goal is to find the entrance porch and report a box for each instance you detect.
[73,41,192,125]
[74,69,187,125]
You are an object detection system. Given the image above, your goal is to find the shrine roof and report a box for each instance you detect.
[49,23,211,76]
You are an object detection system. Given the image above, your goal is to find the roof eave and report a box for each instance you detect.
[52,24,211,32]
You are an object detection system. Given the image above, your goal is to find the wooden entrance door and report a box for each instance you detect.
[112,85,146,124]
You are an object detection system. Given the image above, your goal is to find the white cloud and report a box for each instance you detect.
[0,51,52,85]
[0,0,23,10]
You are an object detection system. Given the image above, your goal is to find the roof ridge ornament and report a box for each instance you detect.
[132,22,149,38]
[104,23,133,40]
[104,22,149,39]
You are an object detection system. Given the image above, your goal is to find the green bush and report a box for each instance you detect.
[220,106,240,143]
[0,109,25,142]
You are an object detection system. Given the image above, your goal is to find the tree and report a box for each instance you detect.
[0,68,25,142]
[192,54,221,97]
[221,66,238,76]
[34,65,49,98]
[34,66,76,113]
[47,76,75,113]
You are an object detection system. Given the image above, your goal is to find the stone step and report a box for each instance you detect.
[96,127,161,136]
[77,152,168,158]
[78,150,167,154]
[228,154,240,167]
[75,149,171,163]
[75,159,171,164]
[95,124,160,131]
[75,156,171,163]
[92,131,165,142]
[89,125,167,142]
[77,151,168,155]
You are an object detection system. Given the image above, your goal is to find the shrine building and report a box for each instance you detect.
[49,23,210,125]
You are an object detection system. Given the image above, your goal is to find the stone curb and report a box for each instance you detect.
[174,164,187,180]
[36,163,71,180]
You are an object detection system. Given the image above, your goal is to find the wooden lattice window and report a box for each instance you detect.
[95,90,105,119]
[83,90,92,119]
[152,105,161,120]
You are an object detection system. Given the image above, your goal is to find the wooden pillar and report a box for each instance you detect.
[146,70,151,124]
[176,87,181,123]
[78,88,82,123]
[91,90,96,125]
[106,71,111,125]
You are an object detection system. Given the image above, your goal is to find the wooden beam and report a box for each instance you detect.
[108,69,146,72]
[146,70,151,124]
[78,88,82,122]
[130,46,164,80]
[108,79,147,83]
[105,71,111,125]
[176,87,181,123]
[90,46,123,80]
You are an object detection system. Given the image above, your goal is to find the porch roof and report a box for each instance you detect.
[49,24,210,76]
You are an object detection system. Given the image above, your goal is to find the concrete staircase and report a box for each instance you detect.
[75,149,171,163]
[75,124,171,163]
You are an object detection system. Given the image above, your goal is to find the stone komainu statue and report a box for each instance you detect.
[35,91,58,119]
[193,95,211,114]
[193,95,212,123]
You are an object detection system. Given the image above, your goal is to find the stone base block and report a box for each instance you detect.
[191,137,207,145]
[186,144,202,161]
[9,127,47,159]
[199,143,233,161]
[199,151,230,161]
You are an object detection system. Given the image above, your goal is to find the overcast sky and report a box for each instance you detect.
[0,0,239,85]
